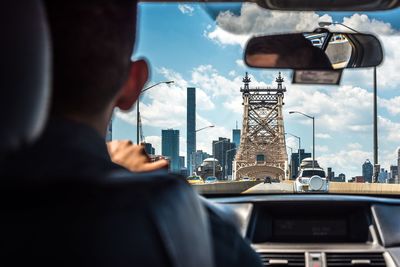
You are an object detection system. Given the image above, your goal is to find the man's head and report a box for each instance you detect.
[45,0,148,123]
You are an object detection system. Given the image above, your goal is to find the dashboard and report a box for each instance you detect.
[207,194,400,267]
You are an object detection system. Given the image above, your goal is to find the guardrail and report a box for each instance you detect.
[329,182,400,194]
[192,181,261,194]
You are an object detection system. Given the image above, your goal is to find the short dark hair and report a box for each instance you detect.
[44,0,137,116]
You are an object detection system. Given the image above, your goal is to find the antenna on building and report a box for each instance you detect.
[235,120,238,129]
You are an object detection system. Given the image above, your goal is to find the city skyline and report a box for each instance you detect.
[112,3,400,179]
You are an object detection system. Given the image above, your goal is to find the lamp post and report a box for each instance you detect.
[189,125,215,175]
[289,111,315,170]
[319,21,379,182]
[285,133,301,177]
[136,81,174,144]
[225,148,237,180]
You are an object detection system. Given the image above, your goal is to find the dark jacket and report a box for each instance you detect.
[6,117,262,267]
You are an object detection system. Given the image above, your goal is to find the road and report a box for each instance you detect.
[243,182,294,194]
[194,180,400,195]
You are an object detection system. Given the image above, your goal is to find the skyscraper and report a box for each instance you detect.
[192,150,211,174]
[362,159,373,183]
[162,129,180,173]
[378,168,388,183]
[390,165,398,182]
[290,149,311,179]
[105,116,113,142]
[397,148,400,182]
[327,167,333,181]
[179,156,185,170]
[232,129,241,149]
[144,142,155,155]
[187,87,196,174]
[212,137,236,179]
[179,156,187,176]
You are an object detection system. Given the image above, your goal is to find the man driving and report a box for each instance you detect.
[8,1,262,266]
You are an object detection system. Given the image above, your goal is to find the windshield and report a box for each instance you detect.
[112,2,400,195]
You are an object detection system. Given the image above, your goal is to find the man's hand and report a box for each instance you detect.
[107,140,169,172]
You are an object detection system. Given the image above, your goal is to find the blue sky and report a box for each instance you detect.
[112,3,400,179]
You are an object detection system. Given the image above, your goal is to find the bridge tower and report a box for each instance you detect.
[233,72,288,180]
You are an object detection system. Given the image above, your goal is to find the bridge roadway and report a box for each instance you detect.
[193,180,400,195]
[243,181,294,193]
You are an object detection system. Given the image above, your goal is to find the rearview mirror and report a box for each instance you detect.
[256,0,399,11]
[244,32,383,70]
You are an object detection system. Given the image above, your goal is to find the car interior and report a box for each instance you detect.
[3,0,400,267]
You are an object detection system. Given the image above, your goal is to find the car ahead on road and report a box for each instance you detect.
[241,177,251,181]
[205,176,218,184]
[187,175,204,185]
[264,176,272,184]
[294,168,329,193]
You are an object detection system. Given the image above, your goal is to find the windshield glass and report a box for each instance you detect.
[112,2,400,195]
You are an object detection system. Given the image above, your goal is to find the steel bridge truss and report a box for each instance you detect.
[233,72,288,180]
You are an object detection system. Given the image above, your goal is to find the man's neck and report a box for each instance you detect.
[62,111,110,138]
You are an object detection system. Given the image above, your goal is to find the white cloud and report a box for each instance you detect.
[318,149,372,178]
[228,70,236,76]
[284,85,373,133]
[316,145,329,153]
[117,67,216,129]
[328,14,396,35]
[286,136,300,150]
[145,136,161,155]
[236,59,245,68]
[206,26,249,47]
[223,95,243,114]
[115,107,137,126]
[205,3,324,47]
[380,147,400,172]
[178,4,194,16]
[205,2,398,62]
[379,116,400,143]
[316,133,331,139]
[347,143,362,150]
[191,64,273,98]
[196,114,231,154]
[381,95,400,115]
[342,36,400,91]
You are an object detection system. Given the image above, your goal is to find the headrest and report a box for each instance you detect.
[0,1,51,154]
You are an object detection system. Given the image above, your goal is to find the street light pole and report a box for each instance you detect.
[289,111,315,170]
[136,81,174,144]
[373,66,378,182]
[312,116,315,170]
[189,125,214,175]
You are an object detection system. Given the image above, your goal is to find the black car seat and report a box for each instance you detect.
[0,0,51,163]
[0,2,214,267]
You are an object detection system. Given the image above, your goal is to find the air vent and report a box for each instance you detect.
[258,252,305,266]
[326,253,386,266]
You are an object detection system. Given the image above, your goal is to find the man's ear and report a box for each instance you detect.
[115,59,149,111]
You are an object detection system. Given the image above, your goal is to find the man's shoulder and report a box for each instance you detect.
[104,169,187,185]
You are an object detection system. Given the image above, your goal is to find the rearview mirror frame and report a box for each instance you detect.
[244,32,383,70]
[256,0,400,11]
